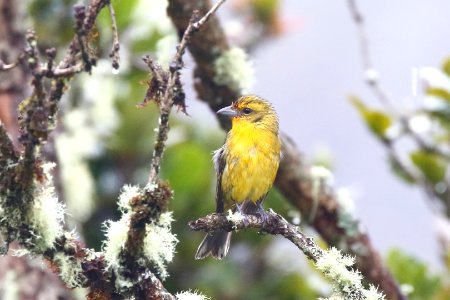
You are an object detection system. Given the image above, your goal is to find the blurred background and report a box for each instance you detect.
[2,0,450,299]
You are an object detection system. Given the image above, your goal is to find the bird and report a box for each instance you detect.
[195,95,281,259]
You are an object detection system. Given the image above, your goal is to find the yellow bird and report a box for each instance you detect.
[195,95,281,259]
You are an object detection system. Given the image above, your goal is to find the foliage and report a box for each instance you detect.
[410,151,447,184]
[350,58,450,217]
[386,248,450,300]
[349,95,392,139]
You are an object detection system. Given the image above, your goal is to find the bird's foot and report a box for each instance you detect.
[235,203,250,227]
[256,204,268,234]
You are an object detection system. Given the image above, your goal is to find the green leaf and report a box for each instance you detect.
[427,88,450,102]
[442,58,450,78]
[410,150,447,184]
[388,157,416,184]
[386,248,442,300]
[251,0,279,24]
[349,95,392,138]
[428,109,450,131]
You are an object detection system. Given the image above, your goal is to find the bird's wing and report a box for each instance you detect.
[212,146,226,213]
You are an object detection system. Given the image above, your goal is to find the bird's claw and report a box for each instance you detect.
[256,203,268,234]
[235,203,250,227]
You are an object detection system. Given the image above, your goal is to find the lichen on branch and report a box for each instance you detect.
[190,209,384,300]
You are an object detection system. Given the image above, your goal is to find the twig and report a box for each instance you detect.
[50,63,84,78]
[0,55,24,71]
[192,0,226,30]
[191,209,324,261]
[108,2,120,70]
[346,0,395,109]
[74,5,93,73]
[400,116,450,159]
[147,0,227,184]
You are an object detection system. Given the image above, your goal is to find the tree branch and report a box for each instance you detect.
[346,0,394,109]
[108,1,120,70]
[190,210,385,299]
[146,0,225,183]
[190,210,324,261]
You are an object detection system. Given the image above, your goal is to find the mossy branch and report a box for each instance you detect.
[190,210,384,300]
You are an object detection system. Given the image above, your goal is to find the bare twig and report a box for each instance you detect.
[147,0,227,184]
[346,0,394,109]
[0,55,24,71]
[192,0,226,30]
[50,63,84,78]
[108,2,120,70]
[74,5,94,73]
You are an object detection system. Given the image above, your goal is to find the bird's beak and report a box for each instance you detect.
[217,106,238,117]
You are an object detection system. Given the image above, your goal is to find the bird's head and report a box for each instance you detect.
[217,95,279,134]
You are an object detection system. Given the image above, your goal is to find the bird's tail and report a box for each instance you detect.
[195,230,231,260]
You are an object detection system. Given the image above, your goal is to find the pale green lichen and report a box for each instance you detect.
[102,216,133,290]
[226,209,245,223]
[310,165,334,221]
[12,248,31,257]
[56,61,123,224]
[142,212,178,279]
[316,248,385,300]
[72,287,89,300]
[318,296,344,300]
[363,285,385,300]
[31,162,65,252]
[214,47,254,93]
[103,184,177,287]
[310,165,334,186]
[400,283,414,296]
[0,270,19,300]
[316,247,361,285]
[0,200,4,219]
[53,252,84,288]
[130,0,175,41]
[176,290,210,300]
[118,185,142,212]
[336,188,360,238]
[102,216,130,270]
[56,131,95,223]
[115,274,134,291]
[145,182,158,192]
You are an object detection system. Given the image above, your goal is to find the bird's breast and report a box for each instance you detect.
[221,126,281,205]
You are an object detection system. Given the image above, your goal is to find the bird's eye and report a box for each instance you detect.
[242,108,252,114]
